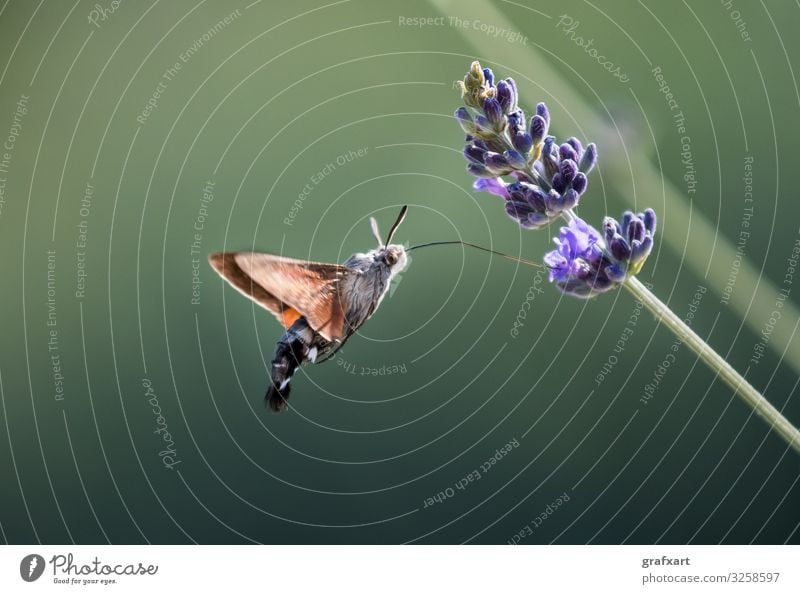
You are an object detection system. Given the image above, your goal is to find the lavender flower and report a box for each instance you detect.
[454,60,656,296]
[450,62,800,455]
[544,217,618,298]
[543,209,657,297]
[455,61,596,229]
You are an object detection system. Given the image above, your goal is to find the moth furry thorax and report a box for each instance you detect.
[346,244,408,276]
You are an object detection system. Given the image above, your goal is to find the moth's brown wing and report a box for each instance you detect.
[208,252,351,342]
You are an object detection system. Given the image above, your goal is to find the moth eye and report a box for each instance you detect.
[385,253,397,266]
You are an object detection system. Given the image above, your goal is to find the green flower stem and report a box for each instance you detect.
[623,275,800,455]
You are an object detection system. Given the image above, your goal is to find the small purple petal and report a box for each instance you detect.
[473,177,509,199]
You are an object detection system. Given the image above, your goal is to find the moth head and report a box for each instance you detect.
[379,243,407,273]
[369,205,408,273]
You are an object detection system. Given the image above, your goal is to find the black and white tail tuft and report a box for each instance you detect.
[265,337,306,411]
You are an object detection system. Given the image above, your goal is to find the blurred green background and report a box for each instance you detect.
[0,0,798,544]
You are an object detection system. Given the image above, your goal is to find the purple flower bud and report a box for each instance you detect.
[628,218,645,243]
[505,198,534,221]
[496,80,513,113]
[463,144,486,163]
[602,217,618,242]
[467,162,496,178]
[473,114,494,136]
[528,185,550,211]
[543,188,563,212]
[505,78,518,111]
[621,211,633,235]
[483,67,494,87]
[482,97,504,127]
[507,109,525,132]
[530,115,547,145]
[630,236,653,264]
[542,137,559,181]
[571,172,587,194]
[507,182,544,212]
[504,149,528,169]
[560,188,579,209]
[566,137,583,157]
[551,172,566,194]
[512,131,533,153]
[560,158,577,184]
[506,182,525,199]
[579,143,597,173]
[536,102,550,127]
[591,268,614,293]
[455,107,475,134]
[605,263,627,283]
[609,236,631,261]
[485,152,512,175]
[643,208,657,235]
[559,143,578,163]
[519,212,549,229]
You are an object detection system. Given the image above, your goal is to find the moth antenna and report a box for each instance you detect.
[385,205,408,245]
[369,216,383,246]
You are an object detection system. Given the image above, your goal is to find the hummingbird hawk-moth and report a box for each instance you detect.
[209,206,410,412]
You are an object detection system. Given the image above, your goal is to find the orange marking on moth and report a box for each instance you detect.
[281,307,302,328]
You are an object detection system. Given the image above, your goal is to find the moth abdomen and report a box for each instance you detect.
[265,318,331,412]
